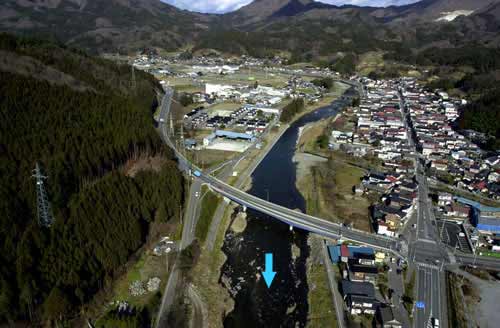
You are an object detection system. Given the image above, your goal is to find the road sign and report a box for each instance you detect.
[416,301,425,309]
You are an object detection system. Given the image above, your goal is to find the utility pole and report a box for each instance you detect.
[179,122,185,155]
[131,65,137,93]
[32,163,54,227]
[179,205,183,225]
[169,112,174,137]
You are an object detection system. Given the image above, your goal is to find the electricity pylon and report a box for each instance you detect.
[32,163,53,227]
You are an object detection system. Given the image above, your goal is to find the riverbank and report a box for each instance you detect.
[185,98,318,327]
[290,86,376,327]
[306,235,338,328]
[190,202,237,328]
[220,85,356,327]
[294,117,372,231]
[188,81,352,328]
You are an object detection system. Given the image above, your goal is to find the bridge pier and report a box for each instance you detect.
[242,205,247,212]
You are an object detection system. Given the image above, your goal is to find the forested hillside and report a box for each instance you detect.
[457,87,500,150]
[0,34,183,325]
[0,0,206,54]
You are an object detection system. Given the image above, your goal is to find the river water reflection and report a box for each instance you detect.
[222,86,356,328]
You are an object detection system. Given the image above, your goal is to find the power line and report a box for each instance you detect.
[32,163,54,227]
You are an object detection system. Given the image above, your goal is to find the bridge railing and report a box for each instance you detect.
[158,88,400,249]
[213,184,403,256]
[208,173,398,243]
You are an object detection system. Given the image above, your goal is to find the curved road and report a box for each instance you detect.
[157,87,404,257]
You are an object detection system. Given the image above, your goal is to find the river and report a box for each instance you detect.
[221,86,357,328]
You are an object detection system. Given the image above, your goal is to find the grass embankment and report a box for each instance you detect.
[446,272,469,328]
[206,101,240,112]
[186,149,236,170]
[330,150,384,172]
[307,263,338,328]
[296,157,371,231]
[203,70,290,88]
[402,269,416,315]
[190,204,237,328]
[306,236,337,328]
[297,118,334,155]
[294,94,372,230]
[478,250,500,258]
[195,186,221,243]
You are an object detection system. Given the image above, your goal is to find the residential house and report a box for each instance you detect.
[348,262,379,283]
[341,280,378,315]
[377,305,402,328]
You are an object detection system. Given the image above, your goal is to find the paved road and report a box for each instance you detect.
[388,262,411,328]
[399,89,448,328]
[203,172,403,254]
[155,178,202,328]
[414,264,442,328]
[413,179,447,328]
[155,89,205,328]
[454,252,500,270]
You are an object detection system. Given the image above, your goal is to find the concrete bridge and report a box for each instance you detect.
[158,88,405,258]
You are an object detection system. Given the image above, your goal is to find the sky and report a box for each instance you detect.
[161,0,421,14]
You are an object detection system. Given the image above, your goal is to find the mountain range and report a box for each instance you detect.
[0,0,211,53]
[1,0,499,55]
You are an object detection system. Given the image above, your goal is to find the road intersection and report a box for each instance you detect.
[156,85,500,328]
[399,89,448,328]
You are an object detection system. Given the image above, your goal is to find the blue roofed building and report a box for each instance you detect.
[455,197,500,233]
[328,245,341,263]
[203,129,256,146]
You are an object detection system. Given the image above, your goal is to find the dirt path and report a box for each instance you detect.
[188,284,208,328]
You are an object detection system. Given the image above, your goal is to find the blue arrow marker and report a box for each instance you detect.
[262,253,276,288]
